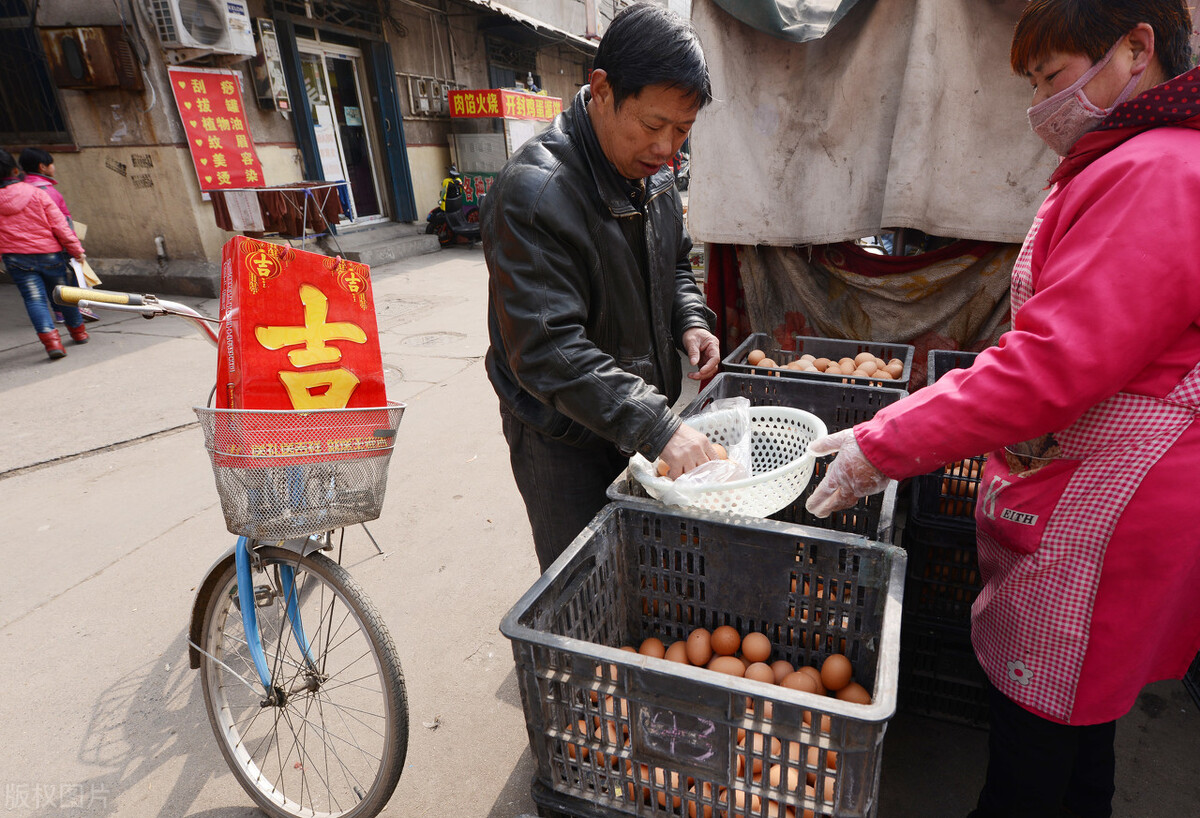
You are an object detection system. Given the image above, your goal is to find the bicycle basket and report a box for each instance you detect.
[194,403,405,540]
[629,405,827,518]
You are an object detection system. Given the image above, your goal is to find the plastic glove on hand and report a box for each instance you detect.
[804,428,890,518]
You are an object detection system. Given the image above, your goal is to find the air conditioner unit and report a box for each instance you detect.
[149,0,256,58]
[40,26,144,91]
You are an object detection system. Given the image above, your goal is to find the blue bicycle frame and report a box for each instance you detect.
[234,536,318,693]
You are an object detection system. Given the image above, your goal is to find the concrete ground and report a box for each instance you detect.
[1,247,1197,818]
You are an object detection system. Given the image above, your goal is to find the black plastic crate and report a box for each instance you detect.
[898,616,990,730]
[901,481,984,627]
[1185,652,1200,712]
[607,372,904,542]
[501,502,907,818]
[909,350,985,531]
[724,332,916,391]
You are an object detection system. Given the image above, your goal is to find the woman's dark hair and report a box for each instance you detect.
[0,148,17,179]
[1012,0,1194,80]
[18,147,53,173]
[592,2,711,110]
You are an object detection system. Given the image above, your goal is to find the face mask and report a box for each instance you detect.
[1028,39,1141,156]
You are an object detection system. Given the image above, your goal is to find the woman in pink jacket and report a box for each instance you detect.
[0,147,87,359]
[805,2,1200,816]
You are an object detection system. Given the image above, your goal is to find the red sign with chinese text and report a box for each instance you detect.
[169,67,266,191]
[449,89,562,121]
[217,236,386,412]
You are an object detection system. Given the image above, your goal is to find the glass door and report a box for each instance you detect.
[298,42,383,222]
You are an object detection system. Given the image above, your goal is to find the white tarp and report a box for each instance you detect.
[688,0,1059,245]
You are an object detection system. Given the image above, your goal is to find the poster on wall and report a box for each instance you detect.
[168,66,266,191]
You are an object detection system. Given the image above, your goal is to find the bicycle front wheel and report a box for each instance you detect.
[198,544,408,818]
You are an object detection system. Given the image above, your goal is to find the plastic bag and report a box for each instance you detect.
[629,397,754,508]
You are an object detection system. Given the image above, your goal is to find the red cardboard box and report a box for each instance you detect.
[217,236,386,411]
[212,237,391,467]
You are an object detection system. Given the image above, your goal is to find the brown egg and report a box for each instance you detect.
[653,768,685,809]
[820,654,852,692]
[797,665,825,695]
[758,358,778,369]
[747,349,767,365]
[857,359,878,376]
[768,763,803,791]
[780,671,819,694]
[711,625,741,656]
[837,681,872,704]
[712,442,728,460]
[741,632,772,664]
[686,628,713,666]
[799,354,815,364]
[707,655,746,677]
[806,744,839,772]
[853,352,875,366]
[656,459,670,477]
[620,645,638,652]
[566,719,590,760]
[639,637,666,658]
[837,357,856,370]
[736,733,782,778]
[664,640,690,663]
[873,368,894,380]
[812,357,831,371]
[770,659,795,684]
[745,662,776,685]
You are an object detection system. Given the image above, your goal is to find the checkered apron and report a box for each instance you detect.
[971,214,1200,722]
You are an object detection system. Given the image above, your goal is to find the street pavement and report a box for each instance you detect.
[2,248,1198,818]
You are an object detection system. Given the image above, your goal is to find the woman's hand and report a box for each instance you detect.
[805,429,891,518]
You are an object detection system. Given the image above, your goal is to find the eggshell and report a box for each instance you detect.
[812,357,832,371]
[712,442,728,460]
[797,665,825,695]
[820,654,853,692]
[639,637,666,658]
[758,358,778,369]
[770,659,795,683]
[656,459,670,477]
[686,628,713,666]
[741,632,772,664]
[711,625,741,656]
[853,352,875,366]
[745,662,776,685]
[707,655,746,677]
[747,349,767,365]
[780,671,819,694]
[836,681,872,704]
[857,359,878,375]
[664,640,690,663]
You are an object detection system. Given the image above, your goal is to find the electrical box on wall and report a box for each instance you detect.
[40,26,144,91]
[249,18,290,111]
[150,0,256,61]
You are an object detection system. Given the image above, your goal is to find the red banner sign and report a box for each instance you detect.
[449,89,562,121]
[169,67,266,191]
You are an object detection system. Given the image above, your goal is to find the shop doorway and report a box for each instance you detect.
[297,40,383,222]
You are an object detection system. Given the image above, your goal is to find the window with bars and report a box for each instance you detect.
[0,1,71,145]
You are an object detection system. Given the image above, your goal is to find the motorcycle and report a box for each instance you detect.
[425,165,482,247]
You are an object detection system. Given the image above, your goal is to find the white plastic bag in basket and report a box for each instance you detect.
[629,397,753,507]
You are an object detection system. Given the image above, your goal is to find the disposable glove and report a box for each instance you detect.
[805,428,891,518]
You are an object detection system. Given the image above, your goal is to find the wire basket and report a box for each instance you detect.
[629,406,827,517]
[194,403,405,540]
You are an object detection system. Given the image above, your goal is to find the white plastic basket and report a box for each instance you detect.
[629,406,827,517]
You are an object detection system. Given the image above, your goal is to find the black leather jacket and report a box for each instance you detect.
[483,86,715,460]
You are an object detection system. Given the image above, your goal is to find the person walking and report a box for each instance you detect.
[482,2,720,573]
[804,2,1200,816]
[0,148,88,359]
[18,147,98,323]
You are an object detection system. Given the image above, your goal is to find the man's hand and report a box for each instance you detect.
[657,422,718,479]
[682,327,720,381]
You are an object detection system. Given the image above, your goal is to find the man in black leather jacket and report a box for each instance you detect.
[483,3,721,572]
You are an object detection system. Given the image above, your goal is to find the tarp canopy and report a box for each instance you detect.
[712,0,864,43]
[688,0,1058,246]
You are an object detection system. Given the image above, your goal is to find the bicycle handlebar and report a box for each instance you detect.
[54,285,147,308]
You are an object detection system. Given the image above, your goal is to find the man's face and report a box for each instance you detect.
[588,70,699,180]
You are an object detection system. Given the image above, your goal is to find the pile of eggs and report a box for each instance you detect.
[748,348,904,380]
[569,626,873,817]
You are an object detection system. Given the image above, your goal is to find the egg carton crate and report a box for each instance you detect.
[724,333,915,391]
[897,615,990,730]
[500,502,906,818]
[900,481,984,628]
[1185,651,1200,713]
[908,350,986,532]
[608,372,903,542]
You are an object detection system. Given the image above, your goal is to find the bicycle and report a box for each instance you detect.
[53,284,409,818]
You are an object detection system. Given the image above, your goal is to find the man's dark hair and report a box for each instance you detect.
[0,148,17,179]
[18,147,53,174]
[592,2,711,110]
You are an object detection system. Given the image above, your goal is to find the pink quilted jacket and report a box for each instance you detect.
[23,173,71,221]
[0,181,83,257]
